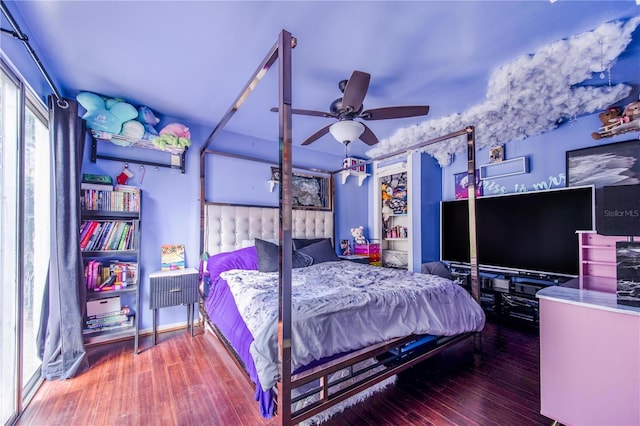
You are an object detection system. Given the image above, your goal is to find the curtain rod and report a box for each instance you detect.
[1,1,62,98]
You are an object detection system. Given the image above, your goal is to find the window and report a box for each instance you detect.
[0,59,50,425]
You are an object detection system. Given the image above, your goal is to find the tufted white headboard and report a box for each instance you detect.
[204,203,334,255]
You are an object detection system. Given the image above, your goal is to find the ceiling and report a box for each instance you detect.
[3,1,640,160]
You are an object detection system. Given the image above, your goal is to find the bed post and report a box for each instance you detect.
[276,29,294,425]
[465,126,480,304]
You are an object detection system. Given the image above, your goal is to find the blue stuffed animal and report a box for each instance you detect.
[76,92,138,135]
[137,105,160,140]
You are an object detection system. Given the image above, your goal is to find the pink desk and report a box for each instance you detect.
[537,286,640,426]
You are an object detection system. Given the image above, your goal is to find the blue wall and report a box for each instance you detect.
[5,34,637,333]
[441,115,635,200]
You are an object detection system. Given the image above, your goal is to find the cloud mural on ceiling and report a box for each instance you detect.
[366,17,640,166]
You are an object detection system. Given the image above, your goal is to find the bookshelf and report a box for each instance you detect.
[80,188,142,354]
[373,161,412,270]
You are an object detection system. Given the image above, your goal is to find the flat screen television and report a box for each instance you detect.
[440,185,595,278]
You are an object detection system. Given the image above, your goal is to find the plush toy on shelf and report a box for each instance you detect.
[137,105,160,140]
[622,100,640,123]
[350,226,367,245]
[592,100,640,140]
[153,122,192,151]
[76,91,138,136]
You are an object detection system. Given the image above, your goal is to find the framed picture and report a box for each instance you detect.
[566,140,640,188]
[489,145,504,163]
[270,166,332,210]
[616,241,640,307]
[454,170,483,199]
[339,239,352,256]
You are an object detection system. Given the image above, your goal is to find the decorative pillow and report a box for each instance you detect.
[255,238,313,272]
[241,238,279,248]
[206,246,259,280]
[292,237,331,251]
[421,261,454,280]
[296,238,340,264]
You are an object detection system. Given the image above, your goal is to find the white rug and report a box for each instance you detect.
[298,374,397,425]
[293,358,397,426]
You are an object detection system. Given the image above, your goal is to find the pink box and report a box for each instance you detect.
[353,243,369,255]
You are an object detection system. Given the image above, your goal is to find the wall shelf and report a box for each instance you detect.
[90,130,187,173]
[479,156,527,180]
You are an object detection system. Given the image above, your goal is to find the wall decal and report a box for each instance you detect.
[367,17,640,166]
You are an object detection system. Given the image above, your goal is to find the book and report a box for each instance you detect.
[161,244,185,271]
[80,221,98,249]
[81,182,113,191]
[110,222,127,250]
[83,316,133,334]
[95,221,113,251]
[117,223,130,250]
[84,222,103,251]
[82,173,113,185]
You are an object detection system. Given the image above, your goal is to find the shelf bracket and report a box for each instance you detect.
[340,170,370,186]
[90,135,187,173]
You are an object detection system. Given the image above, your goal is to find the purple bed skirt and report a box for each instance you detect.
[206,278,276,417]
[204,247,275,418]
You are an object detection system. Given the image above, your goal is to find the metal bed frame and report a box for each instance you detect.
[199,29,481,425]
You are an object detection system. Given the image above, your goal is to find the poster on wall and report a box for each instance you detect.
[454,170,483,199]
[381,172,407,214]
[616,241,640,307]
[566,140,640,188]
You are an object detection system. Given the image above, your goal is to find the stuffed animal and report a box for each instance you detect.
[350,226,367,245]
[137,106,160,140]
[160,123,191,139]
[591,106,622,140]
[119,120,145,140]
[153,123,192,151]
[622,101,640,123]
[592,102,640,140]
[76,92,138,135]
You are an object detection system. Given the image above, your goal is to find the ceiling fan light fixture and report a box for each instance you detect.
[330,120,365,144]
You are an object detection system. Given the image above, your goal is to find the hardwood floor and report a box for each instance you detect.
[17,319,552,425]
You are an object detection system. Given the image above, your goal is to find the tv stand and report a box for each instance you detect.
[448,264,568,326]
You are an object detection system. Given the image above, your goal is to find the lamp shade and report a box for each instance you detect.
[329,120,365,144]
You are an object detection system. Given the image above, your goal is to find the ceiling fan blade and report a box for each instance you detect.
[341,71,370,113]
[270,107,337,118]
[360,105,430,120]
[359,124,379,146]
[301,124,332,145]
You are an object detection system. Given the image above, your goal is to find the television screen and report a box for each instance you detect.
[441,186,594,277]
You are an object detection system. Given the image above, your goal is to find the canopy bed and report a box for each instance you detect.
[198,30,483,425]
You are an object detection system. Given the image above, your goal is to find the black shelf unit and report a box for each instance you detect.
[81,204,141,354]
[450,266,557,327]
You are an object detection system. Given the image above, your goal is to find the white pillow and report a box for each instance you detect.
[241,238,278,248]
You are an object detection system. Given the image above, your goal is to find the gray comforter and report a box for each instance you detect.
[221,261,485,391]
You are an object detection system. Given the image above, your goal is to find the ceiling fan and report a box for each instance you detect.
[271,70,430,147]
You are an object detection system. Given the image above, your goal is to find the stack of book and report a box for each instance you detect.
[114,184,141,212]
[83,305,135,335]
[84,260,138,291]
[80,173,141,212]
[80,220,136,251]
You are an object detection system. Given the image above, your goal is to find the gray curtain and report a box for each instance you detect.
[37,96,89,380]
